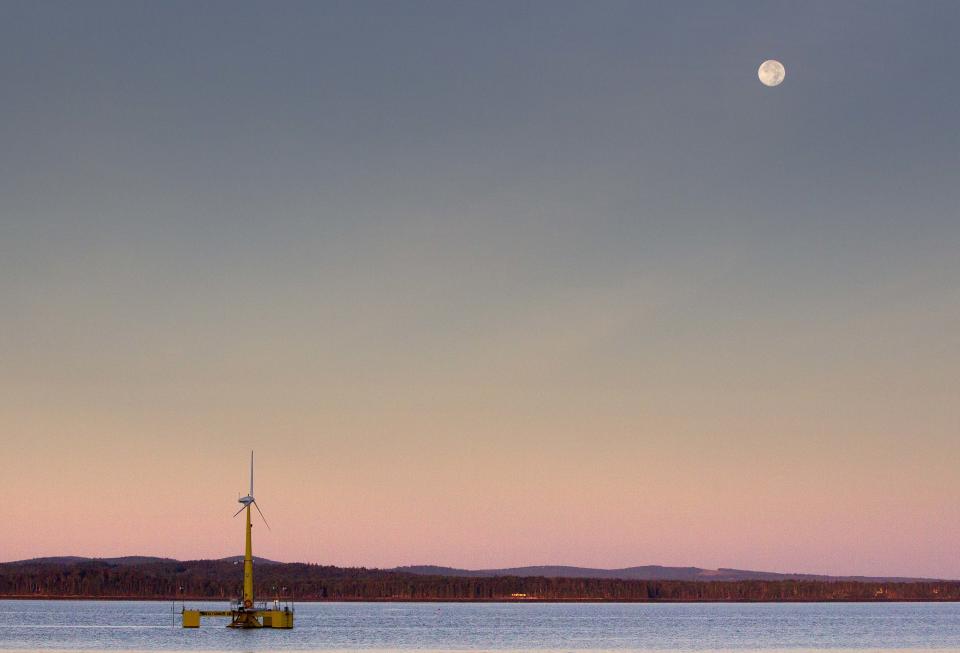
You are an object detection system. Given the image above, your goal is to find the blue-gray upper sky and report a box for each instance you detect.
[2,1,959,575]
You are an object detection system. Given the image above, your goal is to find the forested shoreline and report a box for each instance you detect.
[2,559,958,602]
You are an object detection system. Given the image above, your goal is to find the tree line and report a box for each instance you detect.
[1,558,957,601]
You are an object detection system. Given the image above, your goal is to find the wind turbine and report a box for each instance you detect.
[230,451,269,626]
[181,451,293,629]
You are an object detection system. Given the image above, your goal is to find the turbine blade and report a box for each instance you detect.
[233,505,245,518]
[253,500,271,530]
[250,451,254,497]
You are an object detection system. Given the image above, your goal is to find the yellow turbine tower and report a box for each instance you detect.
[182,452,294,629]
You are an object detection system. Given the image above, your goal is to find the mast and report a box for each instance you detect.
[243,450,254,608]
[243,502,254,607]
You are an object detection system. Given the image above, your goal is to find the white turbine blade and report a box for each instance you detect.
[249,450,254,497]
[233,505,246,518]
[253,500,271,530]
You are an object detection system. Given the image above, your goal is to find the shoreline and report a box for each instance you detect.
[3,595,959,603]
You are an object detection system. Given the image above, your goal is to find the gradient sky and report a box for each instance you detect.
[2,0,959,578]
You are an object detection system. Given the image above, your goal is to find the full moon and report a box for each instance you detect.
[758,59,785,86]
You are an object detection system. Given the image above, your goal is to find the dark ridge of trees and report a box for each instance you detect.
[0,559,957,602]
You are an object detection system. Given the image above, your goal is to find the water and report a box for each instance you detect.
[1,600,959,651]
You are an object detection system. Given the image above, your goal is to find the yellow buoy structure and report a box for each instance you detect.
[182,452,294,629]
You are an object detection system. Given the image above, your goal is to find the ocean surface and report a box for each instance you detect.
[1,600,959,651]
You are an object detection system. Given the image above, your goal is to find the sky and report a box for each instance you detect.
[1,0,959,578]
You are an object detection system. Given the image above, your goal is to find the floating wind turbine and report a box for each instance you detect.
[181,451,292,629]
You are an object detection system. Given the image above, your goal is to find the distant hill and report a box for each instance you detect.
[7,556,176,566]
[1,557,956,601]
[393,564,941,583]
[217,555,281,565]
[8,555,276,566]
[5,557,943,583]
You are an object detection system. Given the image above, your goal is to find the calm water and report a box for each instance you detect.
[1,600,959,651]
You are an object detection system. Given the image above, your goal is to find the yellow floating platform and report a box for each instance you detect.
[182,606,294,629]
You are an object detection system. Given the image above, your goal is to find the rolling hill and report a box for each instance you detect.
[1,557,954,601]
[393,564,940,583]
